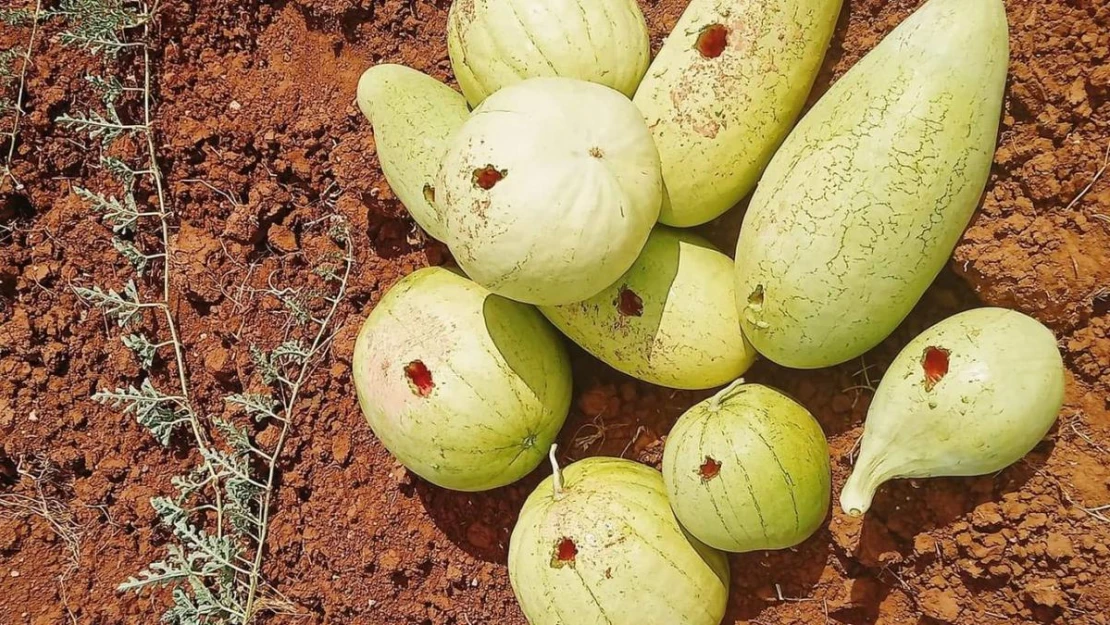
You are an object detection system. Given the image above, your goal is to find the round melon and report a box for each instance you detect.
[436,77,662,306]
[663,382,830,552]
[540,227,757,390]
[509,456,729,625]
[448,0,651,106]
[352,267,572,491]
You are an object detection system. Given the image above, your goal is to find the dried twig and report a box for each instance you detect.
[1065,142,1110,212]
[1070,421,1108,455]
[0,0,43,190]
[0,456,82,568]
[620,425,646,458]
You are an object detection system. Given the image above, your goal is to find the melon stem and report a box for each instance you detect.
[709,378,746,411]
[549,444,564,500]
[840,453,884,517]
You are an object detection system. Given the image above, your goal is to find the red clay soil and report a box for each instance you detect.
[2,0,1110,623]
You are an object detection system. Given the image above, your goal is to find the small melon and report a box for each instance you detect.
[663,382,831,552]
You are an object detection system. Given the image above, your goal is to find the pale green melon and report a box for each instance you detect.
[540,227,756,390]
[841,308,1065,516]
[634,0,842,227]
[663,382,830,552]
[448,0,650,106]
[734,0,1009,368]
[356,65,470,241]
[437,77,662,306]
[509,456,729,625]
[351,267,572,491]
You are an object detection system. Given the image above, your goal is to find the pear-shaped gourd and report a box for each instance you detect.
[356,65,470,241]
[663,382,831,552]
[447,0,650,106]
[634,0,842,227]
[437,77,662,306]
[841,308,1065,516]
[509,454,729,625]
[540,227,757,390]
[352,267,572,492]
[734,0,1010,369]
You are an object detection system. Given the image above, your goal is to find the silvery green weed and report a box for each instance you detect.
[55,2,353,622]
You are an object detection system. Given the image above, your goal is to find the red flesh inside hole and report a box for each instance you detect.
[473,166,505,190]
[555,538,577,564]
[617,287,644,317]
[696,24,729,59]
[699,456,722,481]
[404,360,434,397]
[922,346,950,391]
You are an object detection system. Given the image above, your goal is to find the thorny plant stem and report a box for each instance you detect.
[2,0,43,190]
[242,237,353,620]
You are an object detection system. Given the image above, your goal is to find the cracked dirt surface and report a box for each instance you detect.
[1,0,1109,624]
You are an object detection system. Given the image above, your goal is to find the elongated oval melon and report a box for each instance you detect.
[352,267,572,491]
[540,227,756,390]
[734,0,1009,369]
[663,382,830,552]
[356,65,470,241]
[447,0,651,106]
[633,0,842,227]
[509,456,729,625]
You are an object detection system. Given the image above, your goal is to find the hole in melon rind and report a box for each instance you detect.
[699,456,722,482]
[550,537,577,569]
[404,360,434,397]
[695,24,729,59]
[422,183,436,204]
[617,286,644,317]
[747,285,764,309]
[472,165,506,190]
[922,346,950,391]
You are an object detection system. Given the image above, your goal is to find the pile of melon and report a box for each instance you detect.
[350,0,1066,623]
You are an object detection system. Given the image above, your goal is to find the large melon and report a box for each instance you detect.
[351,267,572,491]
[733,0,1009,368]
[437,77,662,306]
[634,0,842,227]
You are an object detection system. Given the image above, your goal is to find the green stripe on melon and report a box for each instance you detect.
[509,456,729,625]
[540,227,756,390]
[663,382,830,553]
